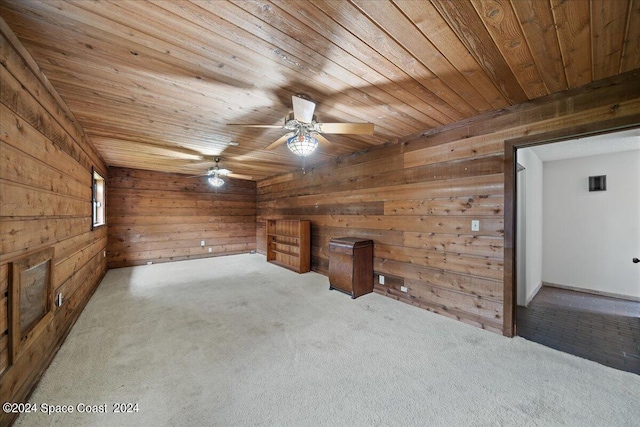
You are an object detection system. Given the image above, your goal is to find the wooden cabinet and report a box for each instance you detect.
[266,219,310,273]
[329,238,373,299]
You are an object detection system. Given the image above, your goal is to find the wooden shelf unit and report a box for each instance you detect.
[266,219,310,273]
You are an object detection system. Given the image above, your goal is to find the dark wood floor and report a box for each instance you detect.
[517,286,640,375]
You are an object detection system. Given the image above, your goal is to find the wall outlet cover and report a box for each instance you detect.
[400,286,408,293]
[379,275,385,285]
[471,220,480,231]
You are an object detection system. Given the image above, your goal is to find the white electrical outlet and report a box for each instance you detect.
[208,247,212,253]
[201,240,205,246]
[471,220,480,232]
[147,261,153,265]
[400,286,408,293]
[379,275,385,285]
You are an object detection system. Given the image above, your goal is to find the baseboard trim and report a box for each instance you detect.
[524,281,543,307]
[543,282,640,302]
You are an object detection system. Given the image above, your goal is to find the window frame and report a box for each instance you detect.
[91,167,106,230]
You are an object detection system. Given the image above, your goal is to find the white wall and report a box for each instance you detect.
[542,150,640,298]
[516,148,544,305]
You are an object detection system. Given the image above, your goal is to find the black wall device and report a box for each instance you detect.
[589,175,606,192]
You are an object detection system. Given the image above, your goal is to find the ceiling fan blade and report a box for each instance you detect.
[319,122,375,135]
[228,173,254,180]
[315,133,332,146]
[227,124,283,129]
[292,95,316,123]
[265,133,293,150]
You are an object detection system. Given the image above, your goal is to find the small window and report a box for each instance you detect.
[92,169,106,228]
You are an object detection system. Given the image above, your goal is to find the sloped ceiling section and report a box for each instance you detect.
[2,0,639,180]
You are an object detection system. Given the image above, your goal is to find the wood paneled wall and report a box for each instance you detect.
[257,70,640,335]
[0,18,107,426]
[107,167,256,268]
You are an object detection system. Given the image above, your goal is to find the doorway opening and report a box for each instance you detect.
[504,121,640,374]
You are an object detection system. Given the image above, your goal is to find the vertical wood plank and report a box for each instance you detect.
[471,0,548,98]
[352,0,492,113]
[431,0,529,104]
[551,0,592,87]
[511,0,568,93]
[620,0,640,72]
[590,0,629,79]
[394,0,509,110]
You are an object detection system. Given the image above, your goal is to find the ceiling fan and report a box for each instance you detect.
[228,95,375,156]
[188,157,248,186]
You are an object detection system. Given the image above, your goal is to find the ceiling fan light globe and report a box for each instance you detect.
[286,134,318,157]
[208,175,225,187]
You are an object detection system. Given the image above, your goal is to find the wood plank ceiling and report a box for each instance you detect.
[2,0,639,180]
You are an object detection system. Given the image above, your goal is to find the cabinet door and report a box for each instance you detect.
[329,251,353,294]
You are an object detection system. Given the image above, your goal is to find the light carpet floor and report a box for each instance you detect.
[14,254,640,426]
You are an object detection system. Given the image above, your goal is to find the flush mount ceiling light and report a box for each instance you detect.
[286,130,318,157]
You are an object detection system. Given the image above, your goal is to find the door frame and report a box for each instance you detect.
[503,116,640,337]
[515,162,526,307]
